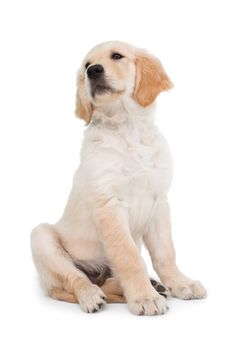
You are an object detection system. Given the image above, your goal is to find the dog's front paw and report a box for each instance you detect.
[77,284,106,313]
[170,280,207,300]
[127,290,169,316]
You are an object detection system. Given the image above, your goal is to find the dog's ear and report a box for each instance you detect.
[75,72,92,124]
[134,51,173,107]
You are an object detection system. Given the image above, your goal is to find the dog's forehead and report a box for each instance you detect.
[84,41,136,61]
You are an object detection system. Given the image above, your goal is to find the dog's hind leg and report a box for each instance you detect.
[49,278,125,304]
[48,288,77,303]
[31,223,106,313]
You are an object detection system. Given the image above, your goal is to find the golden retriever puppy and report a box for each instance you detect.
[31,41,206,315]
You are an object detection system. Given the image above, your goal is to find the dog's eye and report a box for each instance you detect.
[111,53,124,60]
[85,62,90,69]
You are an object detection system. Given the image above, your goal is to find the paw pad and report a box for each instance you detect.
[150,279,170,298]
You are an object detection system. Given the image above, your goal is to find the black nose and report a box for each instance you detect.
[87,64,104,80]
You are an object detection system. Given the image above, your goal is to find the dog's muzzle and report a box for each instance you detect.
[87,64,113,96]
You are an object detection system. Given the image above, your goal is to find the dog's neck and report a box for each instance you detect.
[90,97,155,129]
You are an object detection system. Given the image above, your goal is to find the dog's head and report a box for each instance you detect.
[75,41,173,124]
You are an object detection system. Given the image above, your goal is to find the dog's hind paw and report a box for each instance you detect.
[150,279,171,299]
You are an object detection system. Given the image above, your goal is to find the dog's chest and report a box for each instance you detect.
[87,120,173,195]
[116,124,172,195]
[113,126,171,230]
[83,120,173,234]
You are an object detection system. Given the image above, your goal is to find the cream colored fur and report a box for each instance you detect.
[31,41,206,316]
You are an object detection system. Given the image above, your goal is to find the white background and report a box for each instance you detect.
[0,0,232,349]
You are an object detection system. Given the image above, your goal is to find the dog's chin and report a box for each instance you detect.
[91,84,115,97]
[91,86,125,106]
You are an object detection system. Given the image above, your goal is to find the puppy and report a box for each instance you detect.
[31,41,206,315]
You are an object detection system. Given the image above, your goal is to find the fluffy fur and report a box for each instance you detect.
[31,41,206,315]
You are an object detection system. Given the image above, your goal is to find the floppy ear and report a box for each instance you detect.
[134,51,173,107]
[75,72,92,124]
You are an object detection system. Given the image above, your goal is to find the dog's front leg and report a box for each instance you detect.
[144,196,207,299]
[94,205,168,315]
